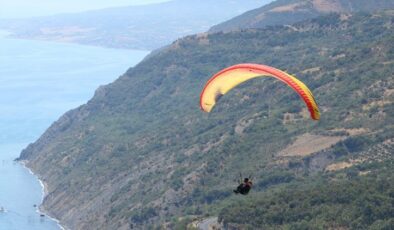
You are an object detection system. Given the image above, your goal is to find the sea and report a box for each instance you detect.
[0,30,148,230]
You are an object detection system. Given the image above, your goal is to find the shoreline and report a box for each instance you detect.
[0,29,150,52]
[19,160,66,230]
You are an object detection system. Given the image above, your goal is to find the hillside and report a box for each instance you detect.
[18,11,394,229]
[210,0,394,32]
[0,0,267,50]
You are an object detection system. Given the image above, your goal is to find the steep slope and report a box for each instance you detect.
[210,0,394,32]
[0,0,268,50]
[18,12,394,229]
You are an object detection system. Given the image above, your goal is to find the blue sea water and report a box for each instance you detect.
[0,31,148,229]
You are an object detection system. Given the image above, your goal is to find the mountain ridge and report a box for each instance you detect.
[210,0,394,32]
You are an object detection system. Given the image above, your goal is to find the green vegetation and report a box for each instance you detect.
[219,161,394,229]
[18,11,394,229]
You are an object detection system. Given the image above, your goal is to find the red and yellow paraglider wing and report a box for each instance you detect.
[199,63,320,120]
[285,74,320,120]
[200,66,270,113]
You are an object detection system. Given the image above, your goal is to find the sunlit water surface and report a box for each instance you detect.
[0,31,148,229]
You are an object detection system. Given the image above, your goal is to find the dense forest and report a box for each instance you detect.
[219,161,393,229]
[18,10,394,229]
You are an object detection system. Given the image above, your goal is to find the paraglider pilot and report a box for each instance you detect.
[233,178,253,195]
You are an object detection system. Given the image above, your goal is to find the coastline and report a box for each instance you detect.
[19,160,66,230]
[0,35,149,230]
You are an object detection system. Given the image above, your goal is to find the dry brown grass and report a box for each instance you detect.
[312,0,344,13]
[362,100,393,111]
[325,158,364,171]
[269,3,303,13]
[301,67,321,74]
[279,133,345,157]
[325,161,353,171]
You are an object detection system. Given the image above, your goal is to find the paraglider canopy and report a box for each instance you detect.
[200,63,320,120]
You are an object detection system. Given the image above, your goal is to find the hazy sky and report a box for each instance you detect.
[0,0,171,19]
